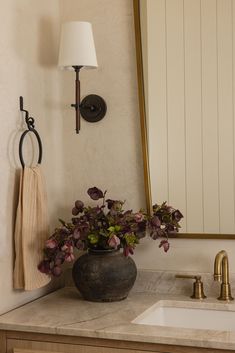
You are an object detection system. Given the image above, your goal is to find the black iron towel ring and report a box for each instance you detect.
[19,96,43,168]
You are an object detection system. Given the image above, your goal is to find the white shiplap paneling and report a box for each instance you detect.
[147,0,169,205]
[166,0,187,232]
[145,0,235,234]
[184,0,204,232]
[217,0,235,233]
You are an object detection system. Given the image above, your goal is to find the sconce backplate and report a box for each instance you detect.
[80,94,107,123]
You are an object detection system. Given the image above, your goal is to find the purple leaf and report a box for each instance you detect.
[72,207,79,216]
[87,187,104,200]
[75,200,84,211]
[172,210,184,222]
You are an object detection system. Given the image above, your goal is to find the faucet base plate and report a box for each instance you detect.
[218,283,234,301]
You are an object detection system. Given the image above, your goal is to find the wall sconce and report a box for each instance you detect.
[58,21,106,133]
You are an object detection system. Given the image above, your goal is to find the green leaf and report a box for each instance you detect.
[124,233,138,246]
[58,218,66,226]
[88,234,99,244]
[99,230,109,237]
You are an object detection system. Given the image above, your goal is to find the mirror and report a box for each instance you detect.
[134,0,235,239]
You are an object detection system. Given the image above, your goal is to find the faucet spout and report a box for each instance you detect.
[213,250,234,301]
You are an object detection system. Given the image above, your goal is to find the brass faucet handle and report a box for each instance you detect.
[175,274,207,300]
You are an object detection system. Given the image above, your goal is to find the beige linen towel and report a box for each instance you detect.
[14,165,51,290]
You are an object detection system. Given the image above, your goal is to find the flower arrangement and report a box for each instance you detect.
[38,187,183,277]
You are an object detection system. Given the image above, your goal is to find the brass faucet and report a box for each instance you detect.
[175,274,206,299]
[214,250,234,301]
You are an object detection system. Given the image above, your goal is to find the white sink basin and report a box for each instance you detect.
[132,300,235,331]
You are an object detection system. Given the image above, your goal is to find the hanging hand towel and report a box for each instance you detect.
[14,165,51,290]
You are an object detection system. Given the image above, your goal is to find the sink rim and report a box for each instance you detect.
[132,299,235,331]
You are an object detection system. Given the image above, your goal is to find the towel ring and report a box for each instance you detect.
[19,96,43,168]
[19,128,43,168]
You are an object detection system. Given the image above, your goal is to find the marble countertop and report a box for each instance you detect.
[0,286,235,351]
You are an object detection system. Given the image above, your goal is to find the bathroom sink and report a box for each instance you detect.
[132,300,235,331]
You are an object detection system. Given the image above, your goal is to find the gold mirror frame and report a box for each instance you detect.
[133,0,235,240]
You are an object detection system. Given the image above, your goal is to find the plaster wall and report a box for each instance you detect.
[0,0,64,314]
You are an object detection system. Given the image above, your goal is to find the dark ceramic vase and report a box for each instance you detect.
[72,249,137,302]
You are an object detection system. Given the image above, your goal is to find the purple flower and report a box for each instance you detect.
[38,260,51,274]
[76,240,85,250]
[108,235,120,249]
[73,228,81,239]
[134,212,144,223]
[55,258,63,266]
[150,228,166,240]
[52,266,62,277]
[87,187,104,200]
[45,239,57,249]
[159,239,170,252]
[123,246,134,257]
[151,216,161,228]
[61,243,73,253]
[65,253,75,262]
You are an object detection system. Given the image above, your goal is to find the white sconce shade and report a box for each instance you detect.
[58,21,98,70]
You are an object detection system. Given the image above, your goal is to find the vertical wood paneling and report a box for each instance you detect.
[217,0,235,233]
[145,0,235,234]
[166,0,186,232]
[198,0,220,233]
[147,0,169,204]
[184,0,204,232]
